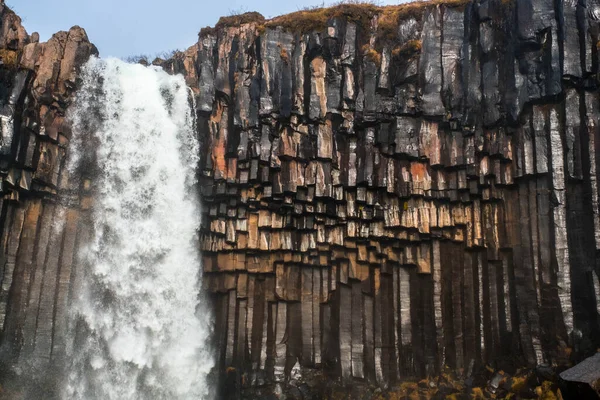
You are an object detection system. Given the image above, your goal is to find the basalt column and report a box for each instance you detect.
[183,0,600,389]
[0,1,97,385]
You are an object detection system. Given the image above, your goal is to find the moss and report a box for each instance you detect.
[199,26,218,37]
[377,7,403,45]
[510,374,528,393]
[0,49,20,70]
[391,39,422,59]
[199,0,472,41]
[470,387,485,399]
[536,381,559,400]
[362,39,422,71]
[199,11,265,37]
[265,1,379,34]
[218,12,265,28]
[278,44,290,64]
[376,0,470,48]
[361,44,382,66]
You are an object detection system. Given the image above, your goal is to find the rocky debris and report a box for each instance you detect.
[234,365,567,400]
[560,353,600,399]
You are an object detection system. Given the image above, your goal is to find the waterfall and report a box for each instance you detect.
[64,57,213,400]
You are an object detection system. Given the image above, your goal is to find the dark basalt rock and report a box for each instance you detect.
[0,0,597,399]
[186,1,600,397]
[559,353,600,399]
[0,4,98,396]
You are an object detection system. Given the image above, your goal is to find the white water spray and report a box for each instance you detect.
[65,57,213,399]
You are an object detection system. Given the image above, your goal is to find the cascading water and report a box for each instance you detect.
[64,57,213,400]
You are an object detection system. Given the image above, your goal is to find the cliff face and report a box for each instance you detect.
[184,0,600,391]
[0,0,598,397]
[0,1,97,391]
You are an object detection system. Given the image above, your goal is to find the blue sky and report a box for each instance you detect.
[12,0,402,59]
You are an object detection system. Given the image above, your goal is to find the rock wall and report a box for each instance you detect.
[0,0,599,396]
[0,1,97,386]
[182,0,600,390]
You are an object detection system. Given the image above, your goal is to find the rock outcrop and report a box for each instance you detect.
[181,0,600,394]
[0,0,599,398]
[0,1,97,392]
[560,353,600,398]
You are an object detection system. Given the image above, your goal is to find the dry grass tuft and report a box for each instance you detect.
[376,0,469,46]
[265,1,379,34]
[510,374,528,393]
[361,44,382,66]
[0,49,19,69]
[217,11,265,28]
[391,39,422,58]
[198,0,473,43]
[200,11,265,37]
[278,43,290,64]
[198,26,218,37]
[470,387,485,399]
